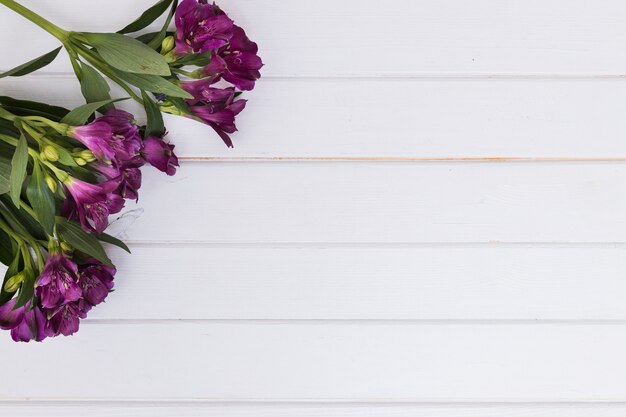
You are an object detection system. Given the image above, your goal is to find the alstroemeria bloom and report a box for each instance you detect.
[142,136,179,176]
[185,85,247,147]
[174,0,234,55]
[201,25,263,91]
[63,178,124,233]
[0,299,24,330]
[97,110,144,162]
[92,162,144,201]
[36,253,82,309]
[46,300,90,337]
[68,122,118,163]
[79,259,116,306]
[11,303,47,343]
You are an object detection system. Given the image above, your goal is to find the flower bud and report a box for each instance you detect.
[161,36,175,55]
[42,145,59,162]
[4,272,26,293]
[45,175,58,193]
[79,150,96,163]
[163,51,176,63]
[74,157,87,166]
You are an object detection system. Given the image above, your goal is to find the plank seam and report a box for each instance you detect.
[4,399,626,406]
[79,319,626,326]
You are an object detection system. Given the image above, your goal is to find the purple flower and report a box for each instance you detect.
[35,254,82,309]
[93,162,144,201]
[68,122,118,163]
[11,303,47,343]
[183,84,247,148]
[78,259,116,306]
[0,299,24,330]
[142,136,179,175]
[46,300,90,337]
[174,0,234,55]
[97,110,144,162]
[202,25,263,91]
[63,178,124,234]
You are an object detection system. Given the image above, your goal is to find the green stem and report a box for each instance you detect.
[0,205,46,270]
[0,107,17,121]
[0,212,24,244]
[22,116,68,133]
[0,0,68,42]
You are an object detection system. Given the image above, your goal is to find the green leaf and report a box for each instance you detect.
[79,63,113,111]
[81,32,171,76]
[61,98,126,126]
[0,229,13,266]
[56,218,113,266]
[26,162,55,235]
[175,50,212,66]
[0,251,21,307]
[0,194,46,241]
[142,91,165,137]
[0,155,11,195]
[0,47,62,79]
[9,134,28,206]
[119,0,174,34]
[14,269,35,309]
[147,0,178,50]
[55,146,78,167]
[97,232,131,253]
[0,97,69,122]
[113,69,192,98]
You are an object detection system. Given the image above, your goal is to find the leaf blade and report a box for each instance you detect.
[81,32,171,76]
[118,0,174,34]
[79,62,113,111]
[56,218,113,266]
[9,134,28,206]
[25,162,55,235]
[61,98,126,126]
[97,233,131,253]
[142,90,165,137]
[0,47,62,79]
[113,70,192,99]
[0,155,11,195]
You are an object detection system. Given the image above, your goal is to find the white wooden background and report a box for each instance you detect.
[2,0,626,415]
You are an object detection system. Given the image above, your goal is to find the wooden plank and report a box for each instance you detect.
[71,244,626,320]
[103,162,626,243]
[4,1,626,75]
[4,76,626,159]
[3,323,626,400]
[3,402,626,417]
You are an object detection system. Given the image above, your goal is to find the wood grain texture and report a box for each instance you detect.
[4,0,626,75]
[4,402,626,417]
[106,162,626,243]
[4,76,626,159]
[70,244,626,320]
[3,323,626,400]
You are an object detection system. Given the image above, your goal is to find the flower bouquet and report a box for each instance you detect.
[0,0,262,342]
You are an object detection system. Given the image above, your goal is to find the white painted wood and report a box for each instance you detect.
[68,244,626,320]
[5,76,626,159]
[109,162,626,243]
[2,0,626,412]
[2,323,626,400]
[4,0,626,76]
[4,402,626,417]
